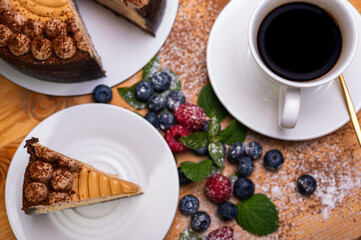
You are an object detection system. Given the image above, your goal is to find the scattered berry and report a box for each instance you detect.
[238,156,254,177]
[264,149,284,171]
[201,120,221,132]
[192,145,208,156]
[208,226,234,240]
[166,91,186,112]
[179,195,199,215]
[164,125,190,153]
[134,81,154,102]
[174,103,206,131]
[147,95,166,113]
[178,167,192,185]
[233,177,255,200]
[92,84,112,103]
[218,202,238,221]
[158,111,177,131]
[191,211,211,232]
[227,142,245,163]
[144,112,159,128]
[245,141,263,160]
[151,71,171,92]
[297,174,317,195]
[205,173,232,203]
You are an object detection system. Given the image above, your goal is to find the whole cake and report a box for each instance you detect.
[22,137,143,215]
[0,0,165,83]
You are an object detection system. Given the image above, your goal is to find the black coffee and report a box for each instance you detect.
[257,2,342,81]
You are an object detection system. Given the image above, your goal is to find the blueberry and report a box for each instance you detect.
[92,84,112,103]
[297,174,317,195]
[191,211,211,232]
[233,177,255,200]
[147,95,166,113]
[178,167,192,185]
[221,142,226,157]
[179,195,199,215]
[134,81,154,102]
[263,149,284,171]
[201,120,221,132]
[151,71,171,92]
[218,202,238,221]
[144,112,159,128]
[245,141,262,160]
[158,112,177,131]
[166,91,186,112]
[227,142,245,163]
[192,145,208,155]
[238,156,254,177]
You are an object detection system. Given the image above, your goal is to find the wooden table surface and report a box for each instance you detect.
[2,0,361,239]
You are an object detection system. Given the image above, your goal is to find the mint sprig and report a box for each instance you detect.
[236,194,279,236]
[221,119,247,144]
[179,229,201,240]
[208,142,224,168]
[179,132,208,149]
[197,83,228,122]
[142,55,161,82]
[180,159,213,182]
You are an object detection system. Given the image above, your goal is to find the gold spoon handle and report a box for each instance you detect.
[339,74,361,146]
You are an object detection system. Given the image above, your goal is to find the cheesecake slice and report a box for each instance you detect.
[22,137,143,215]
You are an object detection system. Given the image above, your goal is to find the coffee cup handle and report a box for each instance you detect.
[278,86,301,129]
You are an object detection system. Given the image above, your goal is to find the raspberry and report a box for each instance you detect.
[174,103,206,131]
[164,125,190,153]
[208,226,234,240]
[205,173,232,203]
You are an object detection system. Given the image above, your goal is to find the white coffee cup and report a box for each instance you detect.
[248,0,358,129]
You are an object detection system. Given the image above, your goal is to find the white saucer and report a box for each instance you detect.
[0,0,178,96]
[5,104,179,240]
[207,0,361,141]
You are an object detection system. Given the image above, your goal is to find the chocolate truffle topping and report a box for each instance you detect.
[30,37,52,61]
[0,0,12,13]
[2,10,25,33]
[51,168,73,191]
[23,19,43,39]
[0,24,12,47]
[45,18,67,40]
[24,182,49,203]
[8,33,30,56]
[58,155,81,172]
[34,144,59,162]
[73,31,89,52]
[53,36,76,59]
[48,192,71,205]
[29,160,53,183]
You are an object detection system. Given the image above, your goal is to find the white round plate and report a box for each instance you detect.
[5,104,179,240]
[207,0,361,141]
[0,0,178,96]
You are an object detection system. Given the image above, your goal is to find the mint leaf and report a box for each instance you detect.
[229,172,241,185]
[207,115,220,140]
[206,162,225,177]
[236,194,279,236]
[179,132,208,150]
[180,159,213,182]
[220,119,247,144]
[117,84,147,110]
[208,142,224,168]
[197,83,228,122]
[142,55,160,82]
[179,229,201,240]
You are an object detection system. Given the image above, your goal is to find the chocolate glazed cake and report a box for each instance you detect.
[22,138,143,215]
[0,0,165,83]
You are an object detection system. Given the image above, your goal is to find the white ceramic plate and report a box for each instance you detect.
[5,104,179,240]
[0,0,178,96]
[207,0,361,141]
